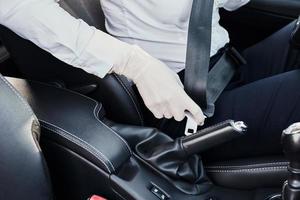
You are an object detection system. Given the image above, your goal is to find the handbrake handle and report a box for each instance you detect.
[181,120,247,156]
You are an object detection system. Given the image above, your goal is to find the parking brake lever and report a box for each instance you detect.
[181,120,247,156]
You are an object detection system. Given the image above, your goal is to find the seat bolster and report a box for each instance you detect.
[0,75,53,200]
[94,74,145,126]
[205,157,288,189]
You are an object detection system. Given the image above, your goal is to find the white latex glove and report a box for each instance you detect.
[223,0,250,11]
[112,45,206,125]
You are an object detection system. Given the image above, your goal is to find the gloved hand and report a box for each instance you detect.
[112,45,206,125]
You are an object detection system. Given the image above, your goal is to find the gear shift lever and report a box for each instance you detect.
[282,123,300,200]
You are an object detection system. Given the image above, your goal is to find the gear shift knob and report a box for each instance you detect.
[282,123,300,200]
[282,123,300,168]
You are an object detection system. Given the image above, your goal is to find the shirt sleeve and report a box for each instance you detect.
[0,0,133,78]
[223,0,250,11]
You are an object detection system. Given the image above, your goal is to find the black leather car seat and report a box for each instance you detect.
[0,74,53,199]
[0,0,145,126]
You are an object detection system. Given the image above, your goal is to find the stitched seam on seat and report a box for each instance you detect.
[5,78,132,155]
[94,103,132,155]
[41,121,114,173]
[41,122,113,172]
[206,162,289,169]
[134,132,158,159]
[114,74,144,125]
[0,76,36,119]
[207,166,287,173]
[23,79,133,154]
[1,76,43,154]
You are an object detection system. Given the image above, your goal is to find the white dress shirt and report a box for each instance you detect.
[101,0,249,72]
[0,0,249,77]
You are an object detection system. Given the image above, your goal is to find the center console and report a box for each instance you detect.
[7,77,288,200]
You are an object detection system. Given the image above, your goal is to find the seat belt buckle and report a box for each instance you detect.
[184,112,198,136]
[228,47,247,66]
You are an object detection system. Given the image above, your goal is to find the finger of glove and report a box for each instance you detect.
[172,110,186,121]
[162,107,173,119]
[160,102,173,119]
[184,95,206,125]
[148,104,164,119]
[169,103,186,122]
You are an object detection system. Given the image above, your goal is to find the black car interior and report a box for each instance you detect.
[1,0,300,200]
[0,75,294,200]
[1,0,300,127]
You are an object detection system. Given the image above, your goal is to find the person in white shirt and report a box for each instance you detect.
[0,0,248,126]
[101,0,249,72]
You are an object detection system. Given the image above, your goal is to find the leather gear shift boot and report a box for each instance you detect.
[110,123,211,195]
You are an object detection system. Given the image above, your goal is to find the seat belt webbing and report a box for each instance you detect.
[185,0,237,117]
[185,0,214,114]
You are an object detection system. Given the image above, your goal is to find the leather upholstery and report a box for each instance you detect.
[112,123,289,190]
[0,75,53,199]
[110,122,210,194]
[7,77,132,174]
[91,74,144,126]
[206,157,288,189]
[58,0,145,126]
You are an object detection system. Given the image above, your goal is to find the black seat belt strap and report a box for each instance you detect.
[207,53,235,104]
[185,0,214,113]
[185,0,239,117]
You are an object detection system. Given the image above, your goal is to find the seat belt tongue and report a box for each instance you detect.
[184,112,198,136]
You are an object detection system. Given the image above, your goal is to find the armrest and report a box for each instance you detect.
[7,77,132,174]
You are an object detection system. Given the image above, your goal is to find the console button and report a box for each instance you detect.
[150,185,169,200]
